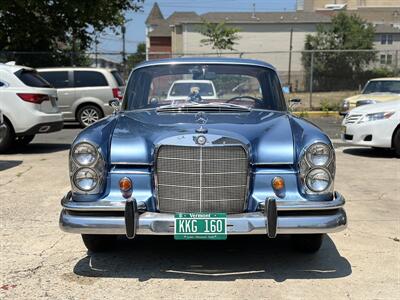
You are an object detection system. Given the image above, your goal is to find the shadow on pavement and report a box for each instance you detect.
[343,147,397,159]
[73,235,351,282]
[2,143,70,155]
[0,160,23,171]
[63,123,82,129]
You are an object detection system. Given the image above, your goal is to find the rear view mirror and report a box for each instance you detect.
[109,99,121,113]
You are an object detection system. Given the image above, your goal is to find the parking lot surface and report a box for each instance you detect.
[1,124,399,299]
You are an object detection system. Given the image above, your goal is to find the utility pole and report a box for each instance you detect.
[121,24,126,77]
[288,27,293,91]
[94,33,98,67]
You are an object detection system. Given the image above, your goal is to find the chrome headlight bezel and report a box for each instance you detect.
[305,142,333,167]
[71,142,98,166]
[73,167,99,191]
[299,142,335,195]
[69,141,105,195]
[305,167,333,193]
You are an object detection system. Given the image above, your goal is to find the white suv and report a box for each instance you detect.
[0,63,63,152]
[37,67,125,127]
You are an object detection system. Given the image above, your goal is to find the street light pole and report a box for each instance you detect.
[121,24,126,77]
[288,26,293,90]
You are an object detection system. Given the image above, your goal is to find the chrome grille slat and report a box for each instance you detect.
[344,114,362,124]
[156,145,248,213]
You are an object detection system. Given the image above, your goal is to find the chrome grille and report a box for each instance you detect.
[156,145,248,213]
[344,113,362,124]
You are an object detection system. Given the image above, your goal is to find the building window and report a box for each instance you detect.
[380,54,393,65]
[381,34,387,44]
[387,34,393,44]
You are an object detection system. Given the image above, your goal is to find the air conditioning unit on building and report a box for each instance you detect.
[324,4,347,10]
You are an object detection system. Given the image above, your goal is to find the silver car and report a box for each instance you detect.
[38,67,125,127]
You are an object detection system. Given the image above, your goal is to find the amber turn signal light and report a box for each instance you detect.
[119,177,133,192]
[272,176,285,191]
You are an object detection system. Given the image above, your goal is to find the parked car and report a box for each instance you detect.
[37,67,125,127]
[166,80,217,101]
[0,63,63,152]
[341,100,400,155]
[59,58,347,253]
[339,77,400,115]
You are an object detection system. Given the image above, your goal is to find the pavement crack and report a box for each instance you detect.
[0,166,33,187]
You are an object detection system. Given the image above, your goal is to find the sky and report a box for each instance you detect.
[97,0,296,56]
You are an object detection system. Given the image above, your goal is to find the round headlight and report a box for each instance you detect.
[74,168,98,191]
[72,143,98,166]
[306,143,331,166]
[306,168,331,192]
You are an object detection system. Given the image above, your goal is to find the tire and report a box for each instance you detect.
[15,135,35,146]
[290,234,324,253]
[81,234,116,252]
[0,121,15,153]
[77,105,103,128]
[393,128,400,157]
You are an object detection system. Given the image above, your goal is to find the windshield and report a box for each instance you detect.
[363,80,400,94]
[123,64,286,111]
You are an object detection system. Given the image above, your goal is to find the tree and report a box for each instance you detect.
[126,42,146,70]
[302,12,376,91]
[199,20,240,55]
[0,0,143,67]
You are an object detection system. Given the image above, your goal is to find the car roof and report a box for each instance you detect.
[37,67,117,72]
[0,63,34,74]
[369,77,400,81]
[351,99,400,113]
[134,57,276,71]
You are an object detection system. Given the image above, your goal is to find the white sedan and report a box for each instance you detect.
[341,100,400,155]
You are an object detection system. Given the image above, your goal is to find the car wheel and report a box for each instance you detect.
[290,234,324,253]
[81,234,116,252]
[393,129,400,157]
[77,105,103,128]
[15,135,35,146]
[0,121,15,153]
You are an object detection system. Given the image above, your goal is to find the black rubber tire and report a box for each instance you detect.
[77,105,103,128]
[15,135,35,146]
[290,234,324,253]
[0,120,15,153]
[81,234,116,252]
[393,128,400,157]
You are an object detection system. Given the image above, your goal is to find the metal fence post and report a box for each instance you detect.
[309,51,314,109]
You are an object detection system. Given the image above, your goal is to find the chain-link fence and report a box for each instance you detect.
[1,49,399,110]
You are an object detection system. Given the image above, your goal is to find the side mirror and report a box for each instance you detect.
[289,98,301,108]
[109,99,121,113]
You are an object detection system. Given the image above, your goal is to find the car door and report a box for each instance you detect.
[39,70,75,120]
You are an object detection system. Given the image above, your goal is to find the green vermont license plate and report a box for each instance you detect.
[174,213,227,240]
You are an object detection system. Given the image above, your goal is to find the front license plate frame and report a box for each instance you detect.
[174,213,227,240]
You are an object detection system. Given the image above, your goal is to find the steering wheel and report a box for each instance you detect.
[227,95,261,103]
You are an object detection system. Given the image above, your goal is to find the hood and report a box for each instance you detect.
[110,110,295,165]
[349,100,400,114]
[346,93,400,104]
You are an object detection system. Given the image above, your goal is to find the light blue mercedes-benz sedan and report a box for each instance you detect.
[59,57,347,253]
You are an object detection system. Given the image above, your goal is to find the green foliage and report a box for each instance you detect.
[0,0,143,67]
[320,100,340,112]
[126,42,146,71]
[302,12,376,91]
[199,20,240,54]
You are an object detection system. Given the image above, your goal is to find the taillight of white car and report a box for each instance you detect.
[17,93,51,104]
[112,88,123,101]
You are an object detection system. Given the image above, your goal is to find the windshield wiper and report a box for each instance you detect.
[157,103,251,112]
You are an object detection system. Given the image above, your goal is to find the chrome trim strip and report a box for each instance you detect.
[158,157,247,161]
[61,191,345,212]
[111,162,152,166]
[60,208,347,235]
[110,170,151,175]
[157,184,247,189]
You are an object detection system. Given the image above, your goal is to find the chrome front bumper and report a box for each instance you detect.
[59,192,347,236]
